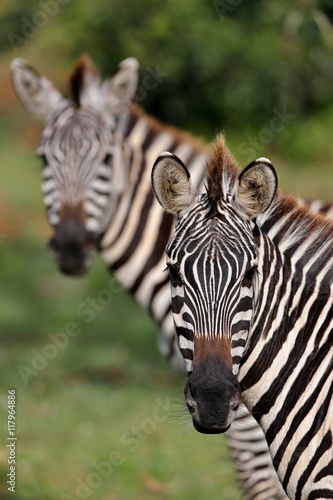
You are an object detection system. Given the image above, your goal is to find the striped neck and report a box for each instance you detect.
[100,105,208,323]
[237,197,333,440]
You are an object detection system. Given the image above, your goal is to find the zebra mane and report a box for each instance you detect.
[206,134,239,212]
[129,104,211,156]
[259,191,333,255]
[69,55,100,107]
[203,136,333,251]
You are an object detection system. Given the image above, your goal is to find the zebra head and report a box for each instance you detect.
[152,135,277,434]
[11,56,139,275]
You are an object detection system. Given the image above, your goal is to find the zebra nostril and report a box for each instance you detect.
[230,401,240,412]
[185,383,197,413]
[48,237,60,257]
[85,232,96,253]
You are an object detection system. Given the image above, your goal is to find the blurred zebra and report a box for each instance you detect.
[152,135,333,499]
[11,56,329,499]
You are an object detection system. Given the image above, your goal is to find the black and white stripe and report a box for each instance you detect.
[166,195,258,375]
[13,57,333,500]
[39,102,114,232]
[152,137,333,499]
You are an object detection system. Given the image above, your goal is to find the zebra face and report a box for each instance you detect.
[166,196,258,432]
[39,104,114,275]
[11,56,139,275]
[166,198,259,369]
[152,136,277,434]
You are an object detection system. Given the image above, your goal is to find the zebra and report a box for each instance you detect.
[10,56,328,500]
[151,134,333,499]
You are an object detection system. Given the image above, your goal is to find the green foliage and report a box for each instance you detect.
[3,1,333,134]
[57,0,333,133]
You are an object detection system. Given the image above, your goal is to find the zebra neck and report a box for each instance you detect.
[238,213,333,465]
[100,105,208,324]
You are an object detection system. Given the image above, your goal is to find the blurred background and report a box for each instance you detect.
[0,0,333,498]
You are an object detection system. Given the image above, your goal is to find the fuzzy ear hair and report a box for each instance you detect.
[107,57,139,113]
[11,58,62,119]
[152,152,196,216]
[233,158,277,219]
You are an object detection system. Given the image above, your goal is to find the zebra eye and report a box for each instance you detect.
[103,153,112,165]
[167,264,182,283]
[243,267,257,284]
[39,154,48,167]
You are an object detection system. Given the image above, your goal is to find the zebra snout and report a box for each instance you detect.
[184,370,241,435]
[47,229,95,276]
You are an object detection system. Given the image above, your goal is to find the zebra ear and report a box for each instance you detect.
[107,57,139,113]
[152,153,196,216]
[233,158,277,219]
[11,58,62,119]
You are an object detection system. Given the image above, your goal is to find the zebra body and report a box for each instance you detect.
[99,106,208,350]
[13,56,332,499]
[152,135,333,499]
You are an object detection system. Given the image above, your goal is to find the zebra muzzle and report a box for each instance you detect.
[48,221,95,276]
[184,362,241,434]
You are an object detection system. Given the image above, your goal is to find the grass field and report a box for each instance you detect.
[1,36,333,499]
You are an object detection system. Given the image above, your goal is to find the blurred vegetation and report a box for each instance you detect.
[2,0,333,136]
[0,0,333,499]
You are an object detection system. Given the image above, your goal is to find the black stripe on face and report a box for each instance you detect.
[39,153,48,167]
[181,348,194,360]
[97,173,110,182]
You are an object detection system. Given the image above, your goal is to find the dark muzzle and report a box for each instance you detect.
[184,359,241,434]
[48,213,95,276]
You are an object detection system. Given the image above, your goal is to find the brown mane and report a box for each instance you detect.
[129,104,211,157]
[68,56,211,156]
[206,134,239,212]
[69,55,99,107]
